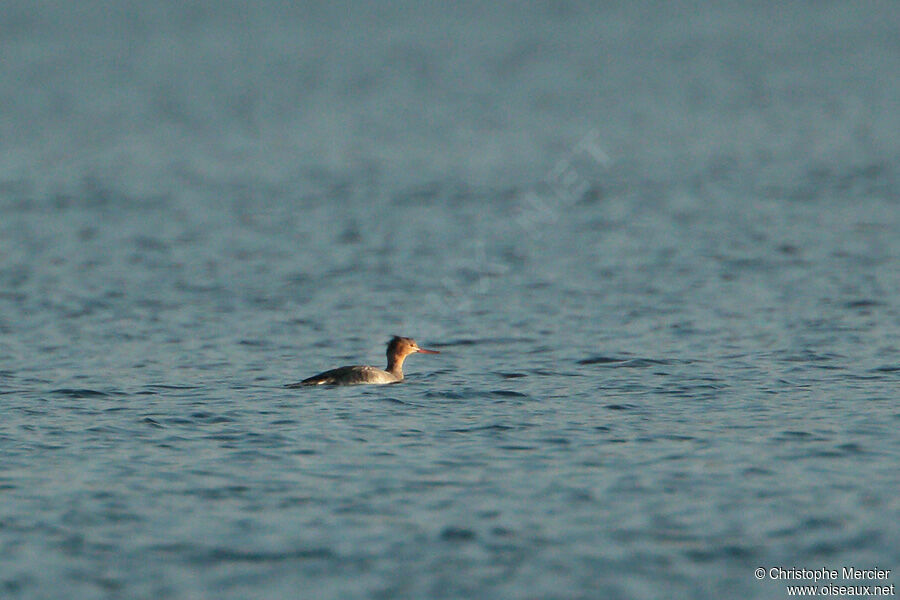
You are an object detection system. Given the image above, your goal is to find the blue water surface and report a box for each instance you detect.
[1,2,899,598]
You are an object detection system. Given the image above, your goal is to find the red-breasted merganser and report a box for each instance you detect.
[287,336,440,386]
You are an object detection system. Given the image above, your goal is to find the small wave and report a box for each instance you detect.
[189,411,234,424]
[180,546,335,564]
[440,336,535,347]
[160,417,194,425]
[580,357,686,368]
[441,338,479,346]
[51,388,110,398]
[379,397,421,406]
[440,527,477,542]
[141,384,200,391]
[489,390,528,398]
[844,299,883,309]
[620,358,683,367]
[780,430,813,438]
[448,424,516,433]
[577,356,625,365]
[85,425,128,435]
[424,390,466,399]
[774,430,829,443]
[531,368,577,376]
[742,466,773,476]
[542,437,571,445]
[779,351,845,363]
[836,442,865,455]
[684,543,755,562]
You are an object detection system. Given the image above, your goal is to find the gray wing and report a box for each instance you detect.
[286,365,391,387]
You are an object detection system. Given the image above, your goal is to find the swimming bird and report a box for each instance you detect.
[287,336,440,386]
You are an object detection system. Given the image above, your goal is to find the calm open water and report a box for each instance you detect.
[1,2,899,599]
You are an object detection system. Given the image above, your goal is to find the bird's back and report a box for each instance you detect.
[287,365,400,386]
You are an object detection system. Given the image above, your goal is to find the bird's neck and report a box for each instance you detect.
[386,353,407,378]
